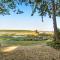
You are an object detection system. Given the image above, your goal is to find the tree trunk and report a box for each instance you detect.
[52,0,59,41]
[53,13,58,41]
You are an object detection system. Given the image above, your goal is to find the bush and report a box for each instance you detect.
[58,29,60,39]
[47,28,60,49]
[47,40,60,49]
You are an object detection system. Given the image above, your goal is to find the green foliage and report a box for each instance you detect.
[2,0,12,3]
[58,28,60,33]
[0,0,60,16]
[47,40,60,49]
[8,2,16,9]
[0,37,48,46]
[0,7,4,13]
[57,28,60,39]
[0,0,60,23]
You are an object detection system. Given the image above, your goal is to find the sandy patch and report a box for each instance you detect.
[1,46,18,52]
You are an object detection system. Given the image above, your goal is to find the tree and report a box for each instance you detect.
[52,0,59,41]
[0,0,60,41]
[30,0,60,41]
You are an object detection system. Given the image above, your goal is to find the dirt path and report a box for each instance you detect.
[0,45,60,60]
[1,46,18,52]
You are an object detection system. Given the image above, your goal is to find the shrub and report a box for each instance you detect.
[57,28,60,39]
[47,28,60,49]
[47,40,60,49]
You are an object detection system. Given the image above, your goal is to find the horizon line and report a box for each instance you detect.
[0,29,53,32]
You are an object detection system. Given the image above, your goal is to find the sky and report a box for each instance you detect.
[0,4,60,31]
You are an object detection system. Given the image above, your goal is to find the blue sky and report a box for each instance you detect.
[0,4,60,31]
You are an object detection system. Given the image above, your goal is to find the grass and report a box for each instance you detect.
[0,30,38,36]
[0,39,48,46]
[6,40,48,46]
[0,30,59,60]
[0,37,60,60]
[0,36,50,46]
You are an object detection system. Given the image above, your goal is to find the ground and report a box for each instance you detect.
[0,45,60,60]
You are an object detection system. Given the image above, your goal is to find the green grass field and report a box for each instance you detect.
[0,35,51,46]
[0,38,49,46]
[4,40,48,46]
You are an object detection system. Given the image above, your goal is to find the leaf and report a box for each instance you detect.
[31,4,36,16]
[8,2,16,9]
[3,0,12,3]
[35,0,42,3]
[0,7,4,13]
[16,9,24,14]
[42,15,43,22]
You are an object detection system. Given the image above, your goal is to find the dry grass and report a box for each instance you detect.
[0,45,60,60]
[0,30,53,36]
[0,30,38,36]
